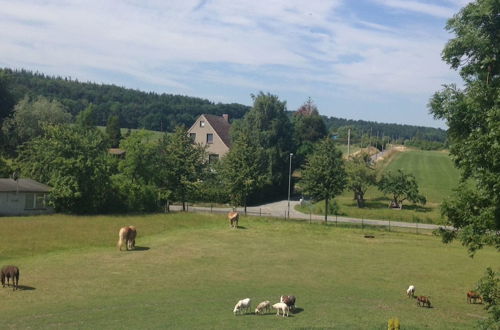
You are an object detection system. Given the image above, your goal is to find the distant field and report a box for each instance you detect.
[0,213,496,329]
[97,126,165,142]
[299,150,460,224]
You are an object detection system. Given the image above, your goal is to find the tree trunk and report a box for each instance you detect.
[324,198,328,223]
[356,194,365,208]
[182,201,186,211]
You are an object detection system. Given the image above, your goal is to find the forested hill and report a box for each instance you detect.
[0,68,250,131]
[323,117,447,142]
[1,68,446,141]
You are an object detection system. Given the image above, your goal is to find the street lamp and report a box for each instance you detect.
[287,153,293,219]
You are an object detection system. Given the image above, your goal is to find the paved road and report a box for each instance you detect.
[171,200,447,231]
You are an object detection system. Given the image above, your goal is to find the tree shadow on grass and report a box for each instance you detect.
[130,246,150,251]
[403,205,432,213]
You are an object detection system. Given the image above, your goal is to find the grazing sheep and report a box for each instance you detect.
[273,302,289,317]
[416,296,431,308]
[467,291,483,304]
[1,265,19,291]
[233,298,251,315]
[406,285,415,298]
[280,295,296,311]
[255,301,271,314]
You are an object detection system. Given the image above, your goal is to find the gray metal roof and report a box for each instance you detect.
[0,178,52,193]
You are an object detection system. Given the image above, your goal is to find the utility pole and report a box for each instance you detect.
[347,128,351,157]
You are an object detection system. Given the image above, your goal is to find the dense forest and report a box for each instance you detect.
[0,68,446,142]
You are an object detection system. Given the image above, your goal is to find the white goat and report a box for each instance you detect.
[233,298,251,315]
[406,285,415,298]
[255,300,271,314]
[272,302,289,317]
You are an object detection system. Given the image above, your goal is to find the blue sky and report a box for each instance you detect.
[0,0,471,128]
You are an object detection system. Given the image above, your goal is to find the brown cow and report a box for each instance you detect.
[228,211,239,229]
[1,265,19,291]
[467,291,483,304]
[416,296,431,308]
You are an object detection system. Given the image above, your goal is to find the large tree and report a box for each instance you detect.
[2,96,72,150]
[300,138,346,221]
[429,0,500,255]
[106,114,122,148]
[16,125,113,213]
[378,169,426,209]
[346,153,377,208]
[157,126,206,210]
[292,98,328,167]
[219,131,267,213]
[231,92,295,201]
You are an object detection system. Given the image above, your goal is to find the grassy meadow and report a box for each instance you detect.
[0,213,497,329]
[298,150,460,224]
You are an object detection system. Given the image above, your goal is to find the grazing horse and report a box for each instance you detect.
[118,226,137,251]
[228,211,239,229]
[467,291,483,304]
[1,265,19,291]
[406,285,416,298]
[416,296,431,308]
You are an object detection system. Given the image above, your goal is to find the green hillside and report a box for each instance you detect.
[299,150,460,224]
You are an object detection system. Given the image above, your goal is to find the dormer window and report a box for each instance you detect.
[200,120,205,127]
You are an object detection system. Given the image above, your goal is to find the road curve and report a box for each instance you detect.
[171,200,449,231]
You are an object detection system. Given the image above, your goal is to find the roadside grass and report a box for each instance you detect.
[0,213,496,329]
[297,150,460,224]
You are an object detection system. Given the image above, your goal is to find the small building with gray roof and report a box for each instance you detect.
[0,178,53,216]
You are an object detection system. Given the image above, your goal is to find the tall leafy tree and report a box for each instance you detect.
[429,0,500,254]
[2,96,71,149]
[220,131,267,213]
[231,92,294,201]
[292,98,328,167]
[16,125,113,213]
[346,153,377,208]
[0,72,15,123]
[300,138,346,221]
[111,130,160,212]
[378,169,426,209]
[106,114,122,148]
[157,126,206,210]
[75,104,97,128]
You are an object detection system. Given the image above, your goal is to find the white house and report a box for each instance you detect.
[0,178,53,216]
[187,114,231,163]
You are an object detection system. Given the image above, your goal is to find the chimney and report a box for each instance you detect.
[222,114,229,122]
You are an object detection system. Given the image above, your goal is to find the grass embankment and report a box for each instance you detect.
[298,150,460,224]
[0,213,496,329]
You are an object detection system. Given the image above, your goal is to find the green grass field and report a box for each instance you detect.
[0,213,496,329]
[299,150,460,224]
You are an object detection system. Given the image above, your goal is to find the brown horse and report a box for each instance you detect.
[467,291,483,304]
[228,211,239,228]
[118,226,137,251]
[1,265,19,291]
[416,296,431,308]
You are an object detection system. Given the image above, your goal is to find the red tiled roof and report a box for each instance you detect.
[204,114,231,148]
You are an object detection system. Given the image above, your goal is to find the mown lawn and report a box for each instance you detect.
[298,150,460,224]
[0,213,496,329]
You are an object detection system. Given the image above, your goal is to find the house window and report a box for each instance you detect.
[206,133,213,144]
[200,120,205,127]
[25,193,47,209]
[209,154,219,164]
[189,133,196,141]
[25,193,34,209]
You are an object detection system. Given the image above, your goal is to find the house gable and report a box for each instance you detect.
[187,114,231,157]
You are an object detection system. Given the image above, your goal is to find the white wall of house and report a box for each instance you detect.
[0,191,54,216]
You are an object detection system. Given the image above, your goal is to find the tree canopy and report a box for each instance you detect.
[300,138,346,221]
[378,169,426,209]
[429,0,500,254]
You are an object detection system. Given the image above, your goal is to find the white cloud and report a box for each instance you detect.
[0,0,462,127]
